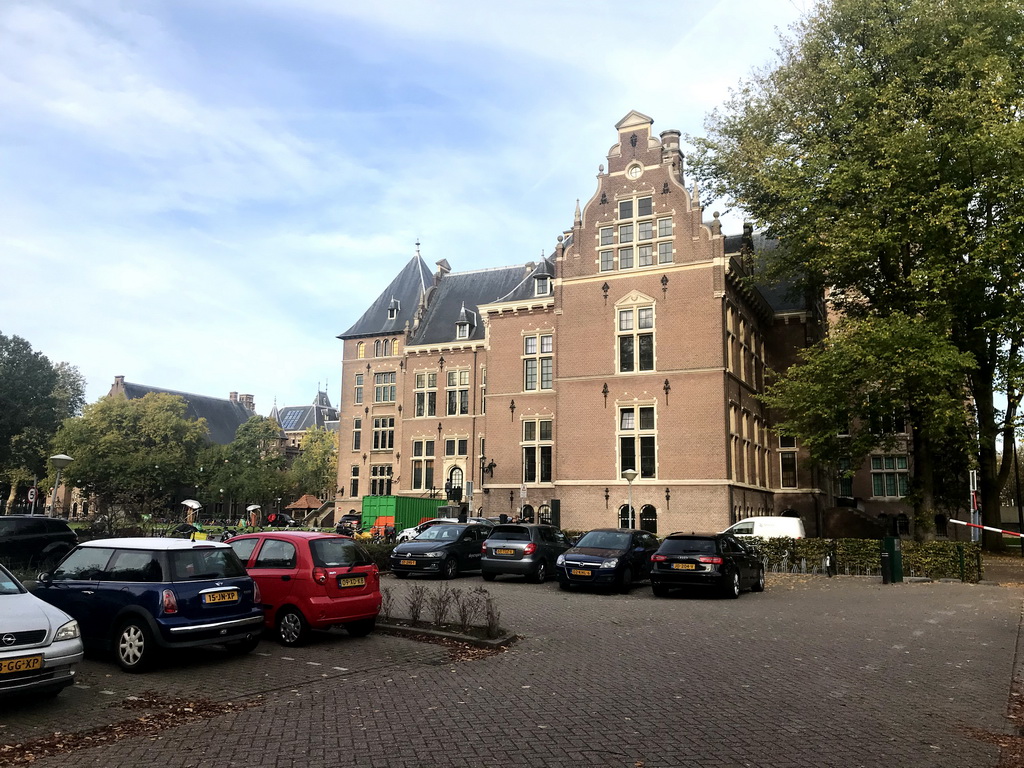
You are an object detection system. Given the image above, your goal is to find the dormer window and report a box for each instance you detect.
[455,304,476,340]
[535,276,551,296]
[387,298,400,320]
[456,322,470,340]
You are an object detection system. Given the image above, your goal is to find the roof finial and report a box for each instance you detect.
[574,198,582,226]
[692,180,700,208]
[415,239,421,257]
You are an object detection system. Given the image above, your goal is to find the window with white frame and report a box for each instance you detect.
[444,438,468,457]
[523,334,553,391]
[619,405,656,478]
[349,466,359,497]
[617,306,654,372]
[414,372,437,417]
[372,417,394,450]
[600,249,614,271]
[871,455,909,497]
[535,276,551,296]
[780,451,797,488]
[446,370,470,415]
[411,439,435,490]
[352,417,361,451]
[522,419,553,483]
[374,372,396,403]
[613,196,672,270]
[353,373,363,405]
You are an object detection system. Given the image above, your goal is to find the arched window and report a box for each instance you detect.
[537,504,551,525]
[357,342,365,359]
[374,340,384,357]
[448,466,464,490]
[618,504,633,529]
[521,504,535,523]
[639,504,657,534]
[392,339,399,355]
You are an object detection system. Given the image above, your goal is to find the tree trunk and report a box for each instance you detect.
[911,416,936,542]
[973,365,1005,551]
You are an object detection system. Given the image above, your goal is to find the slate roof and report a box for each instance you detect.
[408,263,538,346]
[723,231,808,314]
[339,255,434,339]
[269,391,339,434]
[111,380,253,445]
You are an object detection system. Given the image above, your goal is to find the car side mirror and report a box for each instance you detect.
[36,572,52,586]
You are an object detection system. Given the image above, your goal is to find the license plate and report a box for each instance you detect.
[338,576,366,588]
[400,559,416,566]
[570,569,592,577]
[0,655,42,674]
[672,563,696,570]
[495,548,515,555]
[203,590,239,604]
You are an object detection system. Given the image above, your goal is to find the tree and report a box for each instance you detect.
[54,393,208,519]
[202,416,289,520]
[290,427,338,500]
[690,0,1024,547]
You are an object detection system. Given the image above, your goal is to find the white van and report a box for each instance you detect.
[722,516,805,539]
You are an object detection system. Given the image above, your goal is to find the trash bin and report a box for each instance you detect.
[880,536,903,584]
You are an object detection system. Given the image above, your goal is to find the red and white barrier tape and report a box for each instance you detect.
[948,519,1023,538]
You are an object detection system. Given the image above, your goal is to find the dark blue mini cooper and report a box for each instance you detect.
[33,538,264,672]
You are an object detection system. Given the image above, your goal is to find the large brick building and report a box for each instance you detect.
[335,111,909,536]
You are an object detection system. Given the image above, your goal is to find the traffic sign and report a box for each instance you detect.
[27,487,36,503]
[520,484,527,499]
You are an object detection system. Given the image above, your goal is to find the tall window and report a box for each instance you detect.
[871,455,909,497]
[414,373,437,417]
[523,334,553,391]
[522,419,553,483]
[837,457,853,497]
[619,406,656,478]
[374,372,396,403]
[369,465,392,496]
[617,306,654,372]
[780,451,797,488]
[444,438,469,456]
[447,370,470,415]
[412,439,435,490]
[352,417,361,450]
[353,373,363,405]
[613,196,672,270]
[372,417,394,450]
[357,342,365,359]
[349,466,359,497]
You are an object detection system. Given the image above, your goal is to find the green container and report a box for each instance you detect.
[360,496,447,532]
[881,536,904,583]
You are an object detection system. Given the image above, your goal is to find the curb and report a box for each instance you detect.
[377,621,517,649]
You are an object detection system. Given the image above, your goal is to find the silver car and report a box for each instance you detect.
[0,563,83,698]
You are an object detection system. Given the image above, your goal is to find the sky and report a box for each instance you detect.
[0,0,812,416]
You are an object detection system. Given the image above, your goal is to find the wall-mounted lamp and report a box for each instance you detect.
[663,379,671,404]
[604,487,610,508]
[602,383,609,408]
[509,399,516,421]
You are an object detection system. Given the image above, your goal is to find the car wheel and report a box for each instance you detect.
[277,607,310,647]
[442,557,459,580]
[482,572,496,582]
[652,583,670,598]
[751,567,766,593]
[227,634,261,655]
[344,618,376,638]
[558,579,571,591]
[618,567,633,594]
[114,619,155,673]
[530,561,548,584]
[722,570,741,599]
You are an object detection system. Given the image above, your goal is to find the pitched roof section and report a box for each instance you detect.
[339,254,433,339]
[409,264,535,346]
[491,256,556,304]
[723,230,809,314]
[273,391,339,433]
[108,377,254,445]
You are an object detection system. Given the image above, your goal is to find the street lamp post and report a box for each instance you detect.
[49,454,74,518]
[621,468,638,529]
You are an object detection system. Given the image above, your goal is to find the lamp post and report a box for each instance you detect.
[621,468,638,529]
[48,454,73,517]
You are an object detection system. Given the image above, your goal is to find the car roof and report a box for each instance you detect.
[232,531,347,540]
[81,537,232,550]
[666,532,722,538]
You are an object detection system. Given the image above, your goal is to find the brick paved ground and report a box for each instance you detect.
[2,573,1021,767]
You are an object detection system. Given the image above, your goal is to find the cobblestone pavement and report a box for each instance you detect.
[2,573,1022,767]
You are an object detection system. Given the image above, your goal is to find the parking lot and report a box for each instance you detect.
[3,572,1022,767]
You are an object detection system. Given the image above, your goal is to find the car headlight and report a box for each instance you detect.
[422,550,445,558]
[54,619,80,641]
[556,554,566,566]
[601,558,619,569]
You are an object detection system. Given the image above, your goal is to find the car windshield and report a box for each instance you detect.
[660,538,718,555]
[576,531,630,550]
[168,548,247,580]
[310,538,367,567]
[416,525,463,541]
[489,526,531,542]
[0,566,23,595]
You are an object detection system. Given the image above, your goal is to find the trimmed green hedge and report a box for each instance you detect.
[749,537,982,582]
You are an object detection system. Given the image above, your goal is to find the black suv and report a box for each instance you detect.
[0,516,78,569]
[649,532,765,598]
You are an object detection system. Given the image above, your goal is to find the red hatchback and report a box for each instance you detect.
[228,532,381,646]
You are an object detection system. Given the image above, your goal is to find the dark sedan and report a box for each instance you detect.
[555,528,660,592]
[389,523,493,579]
[649,533,765,598]
[481,524,572,583]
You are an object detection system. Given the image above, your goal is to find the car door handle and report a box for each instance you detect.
[81,590,94,595]
[281,575,291,581]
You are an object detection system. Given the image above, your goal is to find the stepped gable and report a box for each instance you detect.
[339,254,433,339]
[408,264,535,346]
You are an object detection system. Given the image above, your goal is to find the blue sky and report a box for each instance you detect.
[0,0,809,415]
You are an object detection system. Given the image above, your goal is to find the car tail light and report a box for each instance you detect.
[650,554,667,562]
[313,567,327,584]
[481,544,487,554]
[253,581,262,604]
[698,555,724,565]
[523,542,536,555]
[161,589,178,614]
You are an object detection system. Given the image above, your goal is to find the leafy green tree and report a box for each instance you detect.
[290,426,338,500]
[54,393,208,520]
[202,416,288,521]
[690,0,1024,546]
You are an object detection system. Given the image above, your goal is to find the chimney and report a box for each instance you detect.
[115,375,124,386]
[229,391,238,403]
[239,394,255,412]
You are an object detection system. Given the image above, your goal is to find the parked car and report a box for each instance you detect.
[650,532,765,598]
[227,531,380,646]
[481,524,572,583]
[335,513,363,536]
[389,523,493,579]
[266,512,299,528]
[395,517,490,544]
[32,538,264,672]
[0,515,78,570]
[0,563,83,699]
[555,528,660,592]
[721,516,805,540]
